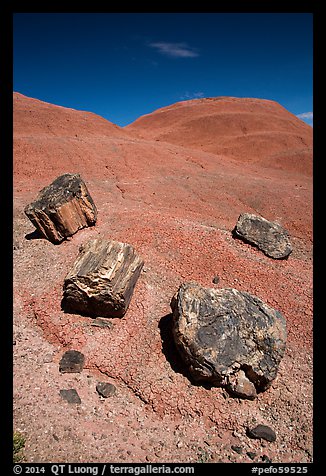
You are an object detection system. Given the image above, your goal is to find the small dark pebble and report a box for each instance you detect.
[96,382,116,398]
[91,318,113,329]
[231,445,243,454]
[212,275,220,284]
[53,433,60,441]
[261,454,272,463]
[247,451,257,460]
[59,350,85,373]
[247,424,276,442]
[59,388,81,404]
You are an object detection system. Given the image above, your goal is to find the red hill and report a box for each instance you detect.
[126,96,312,174]
[13,92,133,182]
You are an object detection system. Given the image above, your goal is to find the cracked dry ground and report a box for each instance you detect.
[13,93,313,463]
[13,177,312,464]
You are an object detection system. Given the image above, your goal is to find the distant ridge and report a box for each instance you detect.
[13,92,129,138]
[14,92,312,181]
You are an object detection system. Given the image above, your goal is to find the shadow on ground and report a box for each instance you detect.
[158,312,214,390]
[25,229,45,241]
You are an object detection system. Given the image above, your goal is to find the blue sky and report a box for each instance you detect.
[13,13,313,127]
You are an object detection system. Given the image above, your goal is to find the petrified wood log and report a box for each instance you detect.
[62,238,144,318]
[233,212,292,259]
[171,282,287,399]
[24,173,97,244]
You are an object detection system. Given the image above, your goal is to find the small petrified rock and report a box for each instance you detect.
[233,213,292,259]
[171,282,287,398]
[59,350,85,373]
[247,451,257,460]
[247,424,277,442]
[227,369,257,400]
[261,455,272,463]
[231,445,243,454]
[212,275,220,284]
[90,317,114,329]
[62,238,144,318]
[24,173,97,244]
[59,388,81,404]
[96,382,116,398]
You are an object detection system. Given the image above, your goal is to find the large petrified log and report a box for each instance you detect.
[24,173,97,243]
[233,212,292,259]
[171,282,287,399]
[62,238,144,318]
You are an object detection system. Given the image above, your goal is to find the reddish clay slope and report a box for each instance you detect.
[14,92,130,138]
[13,93,313,463]
[13,93,312,247]
[126,97,312,174]
[14,92,134,182]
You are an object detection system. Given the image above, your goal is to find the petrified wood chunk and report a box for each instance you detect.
[233,212,292,259]
[59,350,85,373]
[62,238,144,318]
[171,282,287,399]
[247,424,277,442]
[59,389,81,404]
[24,173,97,243]
[96,382,116,398]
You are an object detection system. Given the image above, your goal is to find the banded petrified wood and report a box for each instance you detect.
[171,282,287,399]
[233,213,292,259]
[62,238,144,318]
[24,173,97,243]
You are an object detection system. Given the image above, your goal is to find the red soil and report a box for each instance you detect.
[13,92,313,463]
[126,97,312,174]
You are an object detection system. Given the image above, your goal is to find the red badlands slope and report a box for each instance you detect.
[126,96,312,175]
[13,93,313,463]
[14,92,134,182]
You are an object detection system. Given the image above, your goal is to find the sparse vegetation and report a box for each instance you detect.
[13,431,26,463]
